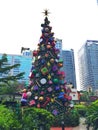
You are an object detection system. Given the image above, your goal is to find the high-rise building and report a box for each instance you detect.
[55,38,77,88]
[55,38,63,58]
[78,40,98,91]
[0,51,32,82]
[62,49,77,88]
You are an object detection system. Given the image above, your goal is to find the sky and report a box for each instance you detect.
[0,0,98,89]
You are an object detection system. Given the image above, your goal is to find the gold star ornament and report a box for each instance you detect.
[42,9,50,16]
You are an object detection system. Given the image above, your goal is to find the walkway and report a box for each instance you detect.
[51,128,72,130]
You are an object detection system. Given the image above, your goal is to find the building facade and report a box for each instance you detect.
[62,49,77,88]
[78,40,98,91]
[0,51,32,82]
[55,38,63,58]
[55,38,77,88]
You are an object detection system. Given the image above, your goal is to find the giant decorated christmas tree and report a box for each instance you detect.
[21,10,72,116]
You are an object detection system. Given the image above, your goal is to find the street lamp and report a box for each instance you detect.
[61,121,64,130]
[39,124,44,130]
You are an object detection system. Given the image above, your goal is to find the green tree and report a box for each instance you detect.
[80,91,89,102]
[85,100,98,129]
[20,107,54,130]
[27,10,72,117]
[0,105,21,130]
[0,81,23,101]
[0,104,54,130]
[0,54,25,85]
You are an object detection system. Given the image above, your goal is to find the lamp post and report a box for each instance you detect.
[61,104,66,130]
[61,121,64,130]
[39,123,44,130]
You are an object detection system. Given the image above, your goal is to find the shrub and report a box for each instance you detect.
[52,108,80,127]
[0,105,21,130]
[75,104,87,117]
[85,100,98,130]
[21,107,55,130]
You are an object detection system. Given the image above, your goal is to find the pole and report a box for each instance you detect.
[61,121,64,130]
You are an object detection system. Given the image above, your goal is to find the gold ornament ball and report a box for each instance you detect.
[50,58,54,63]
[39,96,44,101]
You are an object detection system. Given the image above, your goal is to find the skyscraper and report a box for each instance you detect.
[0,51,32,82]
[62,49,77,88]
[55,38,76,88]
[55,38,62,58]
[78,40,98,91]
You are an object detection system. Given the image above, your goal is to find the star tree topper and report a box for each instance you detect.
[42,9,50,17]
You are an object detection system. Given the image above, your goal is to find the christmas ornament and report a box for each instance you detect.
[40,91,44,95]
[47,44,51,49]
[52,109,58,115]
[41,59,46,64]
[42,97,51,107]
[35,96,38,100]
[47,87,52,92]
[35,80,41,87]
[32,69,37,74]
[44,33,48,37]
[35,73,40,78]
[41,67,48,75]
[53,78,59,84]
[39,96,44,101]
[41,44,45,51]
[51,98,54,102]
[47,74,51,80]
[47,62,51,66]
[37,103,40,108]
[55,49,60,54]
[48,80,53,84]
[27,91,32,97]
[55,86,60,90]
[50,58,54,63]
[33,86,38,91]
[52,65,58,71]
[58,62,63,67]
[21,98,27,104]
[40,78,47,84]
[45,53,49,57]
[29,72,34,78]
[44,27,49,32]
[33,50,38,56]
[29,100,35,106]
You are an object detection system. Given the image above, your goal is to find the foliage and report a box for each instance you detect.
[0,54,25,85]
[0,105,21,130]
[21,107,55,130]
[80,91,89,102]
[53,108,79,127]
[65,109,79,127]
[0,81,20,95]
[80,90,95,103]
[85,100,98,130]
[75,104,87,117]
[0,104,55,130]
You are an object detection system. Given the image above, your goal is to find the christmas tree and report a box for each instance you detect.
[21,10,72,116]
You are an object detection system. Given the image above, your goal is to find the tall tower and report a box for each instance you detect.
[78,40,98,91]
[62,49,77,88]
[0,53,32,82]
[55,39,76,88]
[55,38,62,58]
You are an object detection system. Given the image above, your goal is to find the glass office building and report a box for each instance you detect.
[55,38,63,58]
[78,40,98,91]
[55,38,77,88]
[0,51,32,82]
[62,49,77,88]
